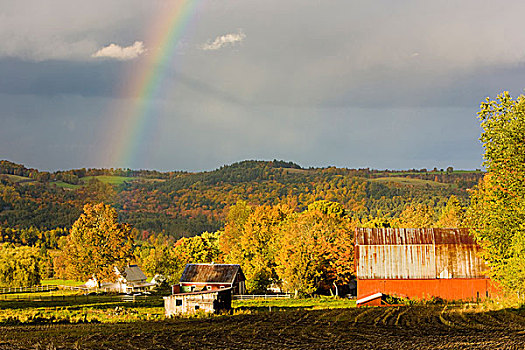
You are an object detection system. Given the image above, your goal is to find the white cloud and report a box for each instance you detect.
[202,30,246,51]
[92,41,145,60]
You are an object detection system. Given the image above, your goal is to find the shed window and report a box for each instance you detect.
[175,299,182,306]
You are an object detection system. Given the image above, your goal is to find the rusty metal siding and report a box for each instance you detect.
[433,228,477,245]
[356,228,434,245]
[357,245,435,279]
[435,244,487,278]
[356,228,487,280]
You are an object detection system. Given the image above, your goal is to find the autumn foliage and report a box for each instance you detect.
[55,203,134,281]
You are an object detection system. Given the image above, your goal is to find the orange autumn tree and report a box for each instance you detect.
[56,203,134,281]
[220,202,294,293]
[276,201,355,296]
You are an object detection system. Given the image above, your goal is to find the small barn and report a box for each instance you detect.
[179,263,246,295]
[355,228,499,301]
[164,288,232,316]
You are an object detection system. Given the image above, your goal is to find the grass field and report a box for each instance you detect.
[1,174,36,184]
[233,296,355,310]
[369,176,447,187]
[80,175,137,185]
[383,170,483,176]
[41,279,85,287]
[52,181,81,189]
[0,304,524,349]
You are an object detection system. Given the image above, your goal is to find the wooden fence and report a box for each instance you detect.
[0,285,58,294]
[0,292,162,303]
[233,294,292,300]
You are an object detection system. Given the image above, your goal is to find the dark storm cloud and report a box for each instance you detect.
[0,58,122,97]
[1,0,525,171]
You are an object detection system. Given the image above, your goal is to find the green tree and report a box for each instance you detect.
[436,195,464,228]
[57,203,134,281]
[218,201,252,264]
[467,92,525,295]
[276,201,355,296]
[0,244,42,287]
[394,204,435,228]
[221,203,293,293]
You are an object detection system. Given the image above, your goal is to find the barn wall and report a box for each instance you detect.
[357,245,436,279]
[180,283,230,293]
[357,278,500,301]
[165,293,217,316]
[355,228,489,280]
[165,289,232,316]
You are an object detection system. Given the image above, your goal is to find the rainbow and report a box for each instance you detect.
[103,0,201,169]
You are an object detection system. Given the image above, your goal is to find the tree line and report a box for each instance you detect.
[2,91,525,296]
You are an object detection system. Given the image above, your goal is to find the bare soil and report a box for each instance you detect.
[1,306,524,349]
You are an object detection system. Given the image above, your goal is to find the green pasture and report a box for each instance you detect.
[41,279,84,287]
[52,181,81,189]
[233,297,356,310]
[1,174,35,184]
[0,291,354,324]
[80,175,137,185]
[369,177,447,187]
[382,170,483,176]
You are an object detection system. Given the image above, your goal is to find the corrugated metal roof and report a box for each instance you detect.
[355,228,488,279]
[180,264,245,284]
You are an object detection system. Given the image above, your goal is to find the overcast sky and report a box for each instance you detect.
[1,0,525,172]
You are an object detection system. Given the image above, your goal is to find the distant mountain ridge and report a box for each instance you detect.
[0,159,483,239]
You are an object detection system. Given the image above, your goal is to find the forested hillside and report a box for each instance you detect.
[0,159,482,241]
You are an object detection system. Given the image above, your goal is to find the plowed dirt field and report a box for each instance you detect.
[1,306,524,349]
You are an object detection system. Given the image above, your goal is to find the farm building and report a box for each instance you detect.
[355,228,499,301]
[178,263,246,295]
[164,287,232,316]
[83,265,155,293]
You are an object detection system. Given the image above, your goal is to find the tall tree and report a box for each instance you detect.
[276,201,355,296]
[219,201,252,264]
[57,203,134,281]
[467,92,525,294]
[436,195,464,228]
[221,203,293,293]
[394,204,435,228]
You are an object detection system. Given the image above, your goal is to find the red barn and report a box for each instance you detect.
[355,228,499,301]
[179,263,246,295]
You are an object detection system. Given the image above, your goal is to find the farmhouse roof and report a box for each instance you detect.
[180,264,245,284]
[355,228,487,280]
[115,265,147,282]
